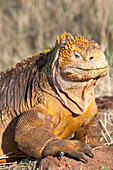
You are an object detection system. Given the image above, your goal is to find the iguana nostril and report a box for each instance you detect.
[89,56,94,60]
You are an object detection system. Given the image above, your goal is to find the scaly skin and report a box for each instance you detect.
[0,32,108,163]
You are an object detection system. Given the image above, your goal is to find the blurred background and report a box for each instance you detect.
[0,0,113,96]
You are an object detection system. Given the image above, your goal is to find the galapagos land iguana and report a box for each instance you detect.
[0,32,108,163]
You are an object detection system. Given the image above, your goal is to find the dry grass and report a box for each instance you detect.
[0,159,41,170]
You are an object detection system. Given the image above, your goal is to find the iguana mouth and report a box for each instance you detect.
[61,67,107,81]
[76,66,107,71]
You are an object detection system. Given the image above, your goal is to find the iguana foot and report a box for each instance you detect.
[42,139,94,163]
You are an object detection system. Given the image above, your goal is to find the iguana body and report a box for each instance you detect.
[0,32,108,163]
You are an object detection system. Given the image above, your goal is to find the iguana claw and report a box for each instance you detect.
[57,151,64,161]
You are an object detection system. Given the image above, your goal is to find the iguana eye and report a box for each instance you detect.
[89,56,94,60]
[75,54,80,58]
[71,52,83,61]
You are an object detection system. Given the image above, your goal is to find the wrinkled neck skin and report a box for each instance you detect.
[54,66,97,115]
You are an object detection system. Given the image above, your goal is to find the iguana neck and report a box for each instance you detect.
[55,69,97,115]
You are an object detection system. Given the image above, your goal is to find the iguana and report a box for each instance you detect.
[0,32,108,163]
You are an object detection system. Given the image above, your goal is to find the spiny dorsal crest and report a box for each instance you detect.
[56,32,74,45]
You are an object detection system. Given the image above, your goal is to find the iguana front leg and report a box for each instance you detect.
[15,107,59,159]
[15,107,94,163]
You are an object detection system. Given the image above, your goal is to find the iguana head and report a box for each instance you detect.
[56,32,108,82]
[42,32,108,115]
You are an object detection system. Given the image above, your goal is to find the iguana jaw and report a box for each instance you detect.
[60,61,108,81]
